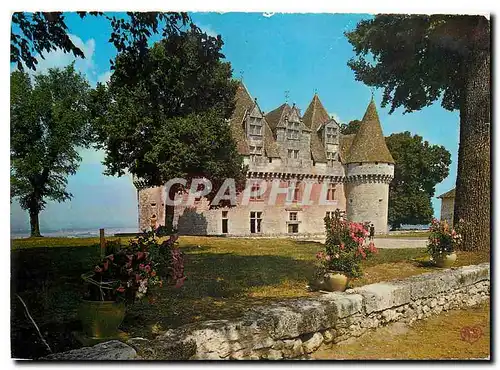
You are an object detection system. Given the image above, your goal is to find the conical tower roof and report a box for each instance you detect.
[302,93,330,130]
[346,98,395,164]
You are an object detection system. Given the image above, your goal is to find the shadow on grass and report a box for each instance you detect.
[11,244,317,358]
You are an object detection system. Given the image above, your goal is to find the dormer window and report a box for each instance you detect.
[249,145,263,162]
[248,117,263,136]
[325,126,338,143]
[326,151,336,166]
[287,149,299,159]
[286,120,300,140]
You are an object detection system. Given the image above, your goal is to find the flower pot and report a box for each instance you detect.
[434,252,457,268]
[79,300,126,339]
[323,272,348,292]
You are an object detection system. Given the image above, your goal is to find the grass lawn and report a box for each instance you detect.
[377,231,430,238]
[313,302,490,359]
[10,236,489,359]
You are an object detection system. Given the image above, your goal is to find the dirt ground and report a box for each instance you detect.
[312,302,490,360]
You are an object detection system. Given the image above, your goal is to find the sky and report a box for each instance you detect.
[10,12,460,233]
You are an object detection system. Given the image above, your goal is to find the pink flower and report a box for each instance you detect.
[116,286,125,293]
[325,255,332,261]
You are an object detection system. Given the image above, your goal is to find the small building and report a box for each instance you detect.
[438,188,455,225]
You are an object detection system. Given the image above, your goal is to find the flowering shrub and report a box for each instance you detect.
[427,218,463,259]
[83,228,186,303]
[317,209,378,278]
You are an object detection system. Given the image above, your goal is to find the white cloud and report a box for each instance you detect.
[16,34,106,87]
[328,112,342,124]
[97,71,112,84]
[198,24,218,38]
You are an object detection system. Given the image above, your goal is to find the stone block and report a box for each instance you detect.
[302,332,324,353]
[318,292,364,318]
[353,283,410,314]
[42,340,137,361]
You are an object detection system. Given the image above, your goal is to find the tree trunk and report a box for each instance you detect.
[29,207,42,237]
[454,46,490,251]
[164,185,178,234]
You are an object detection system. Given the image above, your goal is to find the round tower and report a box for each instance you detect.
[133,176,166,232]
[345,98,394,234]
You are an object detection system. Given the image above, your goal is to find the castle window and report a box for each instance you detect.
[269,158,273,163]
[286,121,300,140]
[222,211,229,234]
[288,223,299,234]
[325,211,335,218]
[289,212,298,221]
[150,202,157,207]
[327,183,336,201]
[326,151,336,166]
[249,117,263,136]
[325,127,338,143]
[249,145,263,162]
[250,211,262,233]
[250,182,263,201]
[287,181,301,202]
[287,149,299,159]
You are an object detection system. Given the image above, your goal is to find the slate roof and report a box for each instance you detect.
[230,82,280,158]
[229,83,253,155]
[302,94,331,163]
[345,98,395,164]
[265,104,287,133]
[339,134,356,163]
[438,188,456,199]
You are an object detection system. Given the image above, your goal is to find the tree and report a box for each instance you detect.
[11,12,191,71]
[11,64,92,236]
[340,119,362,135]
[385,132,451,229]
[93,29,246,230]
[346,15,490,251]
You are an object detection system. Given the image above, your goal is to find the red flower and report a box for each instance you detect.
[116,286,125,293]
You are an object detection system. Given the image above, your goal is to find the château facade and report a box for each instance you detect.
[134,82,395,236]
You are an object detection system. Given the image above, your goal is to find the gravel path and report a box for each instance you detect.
[306,237,427,249]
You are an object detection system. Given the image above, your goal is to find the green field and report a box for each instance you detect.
[11,235,488,359]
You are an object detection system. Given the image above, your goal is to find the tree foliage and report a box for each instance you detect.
[11,11,191,71]
[339,119,362,135]
[93,29,245,202]
[385,132,451,229]
[11,64,92,236]
[346,14,490,251]
[345,15,489,114]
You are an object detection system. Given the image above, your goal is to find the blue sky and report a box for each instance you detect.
[10,12,459,233]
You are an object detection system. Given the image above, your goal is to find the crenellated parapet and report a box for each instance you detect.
[345,173,393,184]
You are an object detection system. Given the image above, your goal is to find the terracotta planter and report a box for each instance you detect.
[323,271,348,292]
[79,300,126,339]
[434,252,457,268]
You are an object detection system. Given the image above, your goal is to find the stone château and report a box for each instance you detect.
[134,82,395,236]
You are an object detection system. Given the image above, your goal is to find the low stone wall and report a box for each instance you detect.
[43,263,490,360]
